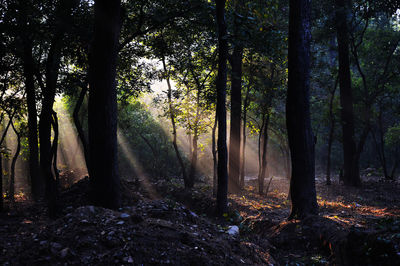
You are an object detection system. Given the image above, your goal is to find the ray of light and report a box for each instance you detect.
[117,129,159,199]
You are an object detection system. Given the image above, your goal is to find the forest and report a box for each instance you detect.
[1,0,400,265]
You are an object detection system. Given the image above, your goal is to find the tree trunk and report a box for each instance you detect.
[73,85,90,171]
[10,119,21,205]
[51,111,60,186]
[335,0,361,187]
[377,107,390,180]
[286,0,318,219]
[17,0,43,201]
[39,0,76,216]
[22,36,42,201]
[0,153,3,212]
[326,77,338,185]
[162,57,189,187]
[212,113,218,197]
[240,85,251,189]
[0,117,13,209]
[259,113,270,195]
[215,0,229,216]
[88,0,122,209]
[228,46,243,193]
[188,132,198,189]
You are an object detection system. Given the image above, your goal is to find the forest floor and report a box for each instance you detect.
[0,172,399,265]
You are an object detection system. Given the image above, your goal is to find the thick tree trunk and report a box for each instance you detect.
[287,0,318,219]
[39,42,61,216]
[258,114,270,195]
[22,37,43,201]
[73,85,90,171]
[228,46,243,193]
[88,0,122,209]
[335,0,361,187]
[239,86,251,189]
[215,0,229,216]
[162,57,189,187]
[39,0,77,216]
[326,77,338,185]
[10,119,21,205]
[17,0,43,201]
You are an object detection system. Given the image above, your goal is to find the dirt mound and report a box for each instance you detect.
[11,201,272,265]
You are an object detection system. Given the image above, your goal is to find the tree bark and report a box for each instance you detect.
[39,0,76,216]
[88,0,122,209]
[326,77,338,185]
[0,153,3,212]
[259,113,270,195]
[188,131,198,188]
[10,118,21,205]
[17,0,43,201]
[287,0,318,219]
[51,111,60,186]
[240,85,251,189]
[212,112,218,196]
[215,0,229,216]
[335,0,361,187]
[228,46,243,193]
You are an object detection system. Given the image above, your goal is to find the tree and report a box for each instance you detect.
[335,0,361,186]
[228,1,244,193]
[16,0,43,200]
[286,0,318,219]
[88,0,122,209]
[215,0,229,216]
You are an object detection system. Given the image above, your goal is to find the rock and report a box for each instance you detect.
[226,226,240,236]
[124,256,134,263]
[60,248,69,258]
[88,206,95,213]
[120,213,130,219]
[189,211,198,218]
[50,242,62,250]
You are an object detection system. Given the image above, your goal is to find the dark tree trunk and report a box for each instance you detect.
[51,111,60,186]
[73,85,90,171]
[39,40,62,216]
[215,0,229,216]
[377,107,390,180]
[39,0,77,216]
[22,35,43,201]
[326,77,338,185]
[17,0,43,201]
[88,0,122,209]
[0,153,2,212]
[162,57,189,187]
[228,46,243,193]
[335,0,361,187]
[188,131,198,189]
[286,0,318,219]
[212,113,218,197]
[10,119,21,205]
[258,113,270,195]
[240,85,251,189]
